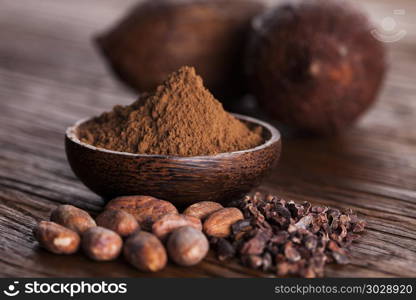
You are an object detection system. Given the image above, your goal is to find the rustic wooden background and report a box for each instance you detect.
[1,0,415,277]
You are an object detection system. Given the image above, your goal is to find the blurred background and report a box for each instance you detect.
[1,0,415,133]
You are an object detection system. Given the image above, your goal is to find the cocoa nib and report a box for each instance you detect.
[211,238,235,262]
[240,230,270,256]
[211,192,366,278]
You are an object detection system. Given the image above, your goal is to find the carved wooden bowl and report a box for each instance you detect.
[65,114,281,206]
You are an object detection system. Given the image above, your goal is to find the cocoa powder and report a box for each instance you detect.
[78,66,262,156]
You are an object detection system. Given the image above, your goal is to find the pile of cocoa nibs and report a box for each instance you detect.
[211,192,366,278]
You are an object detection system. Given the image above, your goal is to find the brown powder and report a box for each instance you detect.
[78,66,263,156]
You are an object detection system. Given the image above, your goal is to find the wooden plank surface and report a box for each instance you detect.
[0,0,416,277]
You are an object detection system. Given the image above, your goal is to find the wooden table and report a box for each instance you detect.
[1,0,415,277]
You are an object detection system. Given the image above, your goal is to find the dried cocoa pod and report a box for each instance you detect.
[183,201,223,220]
[105,195,178,230]
[50,205,96,234]
[152,214,202,240]
[96,0,265,101]
[96,209,139,237]
[124,231,167,272]
[203,207,244,238]
[245,1,386,134]
[33,221,80,254]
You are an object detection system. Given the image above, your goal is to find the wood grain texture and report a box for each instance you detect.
[0,0,416,277]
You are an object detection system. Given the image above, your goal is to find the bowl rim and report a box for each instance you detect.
[66,113,281,159]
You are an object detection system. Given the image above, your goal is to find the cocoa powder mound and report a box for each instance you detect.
[78,66,263,156]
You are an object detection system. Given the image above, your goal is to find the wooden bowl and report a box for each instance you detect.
[65,114,281,206]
